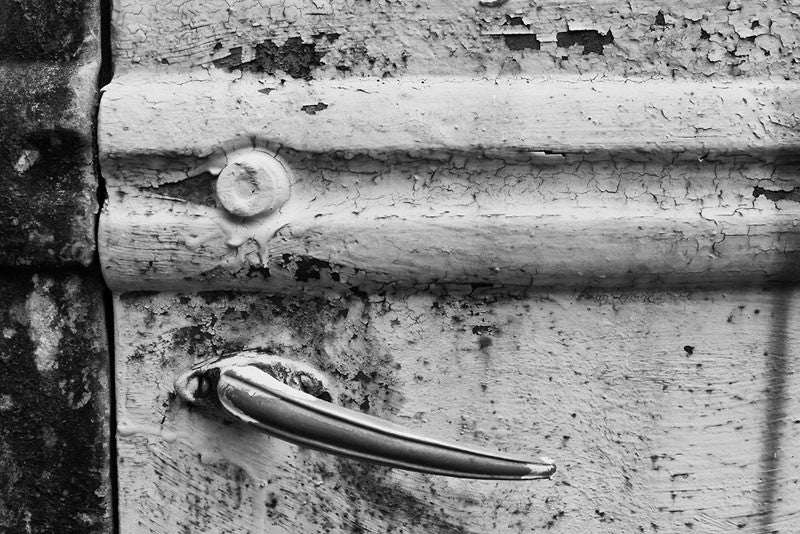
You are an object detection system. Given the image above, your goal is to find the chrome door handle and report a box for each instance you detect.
[175,352,556,480]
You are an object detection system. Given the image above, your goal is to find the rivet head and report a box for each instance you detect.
[216,151,291,217]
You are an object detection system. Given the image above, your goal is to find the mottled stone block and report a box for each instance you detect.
[0,2,110,533]
[0,0,100,267]
[0,273,110,533]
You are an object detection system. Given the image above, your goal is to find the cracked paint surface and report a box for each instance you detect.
[102,123,800,528]
[97,73,800,291]
[111,0,800,79]
[100,140,800,291]
[104,0,800,532]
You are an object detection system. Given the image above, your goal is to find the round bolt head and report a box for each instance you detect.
[216,151,291,217]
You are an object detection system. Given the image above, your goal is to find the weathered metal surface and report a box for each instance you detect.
[0,273,111,533]
[0,0,100,268]
[99,118,800,291]
[110,0,800,79]
[115,288,800,533]
[104,0,800,532]
[174,352,557,479]
[100,76,800,160]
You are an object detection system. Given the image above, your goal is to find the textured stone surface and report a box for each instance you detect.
[0,1,110,533]
[0,273,110,533]
[0,0,100,267]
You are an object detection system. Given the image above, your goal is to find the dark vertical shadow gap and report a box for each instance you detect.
[99,0,114,87]
[759,287,791,533]
[96,0,117,533]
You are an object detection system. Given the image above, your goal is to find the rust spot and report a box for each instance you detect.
[496,16,541,51]
[471,324,498,335]
[280,254,334,282]
[753,186,800,202]
[312,32,340,43]
[556,30,615,55]
[213,37,324,80]
[505,33,541,51]
[300,102,329,115]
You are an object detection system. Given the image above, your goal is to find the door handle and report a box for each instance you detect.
[175,352,556,480]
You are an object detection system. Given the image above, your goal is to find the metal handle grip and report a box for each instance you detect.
[175,353,555,480]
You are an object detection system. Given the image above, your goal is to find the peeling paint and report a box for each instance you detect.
[556,30,614,55]
[213,37,325,80]
[112,1,800,79]
[299,102,329,114]
[753,186,800,203]
[104,1,800,532]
